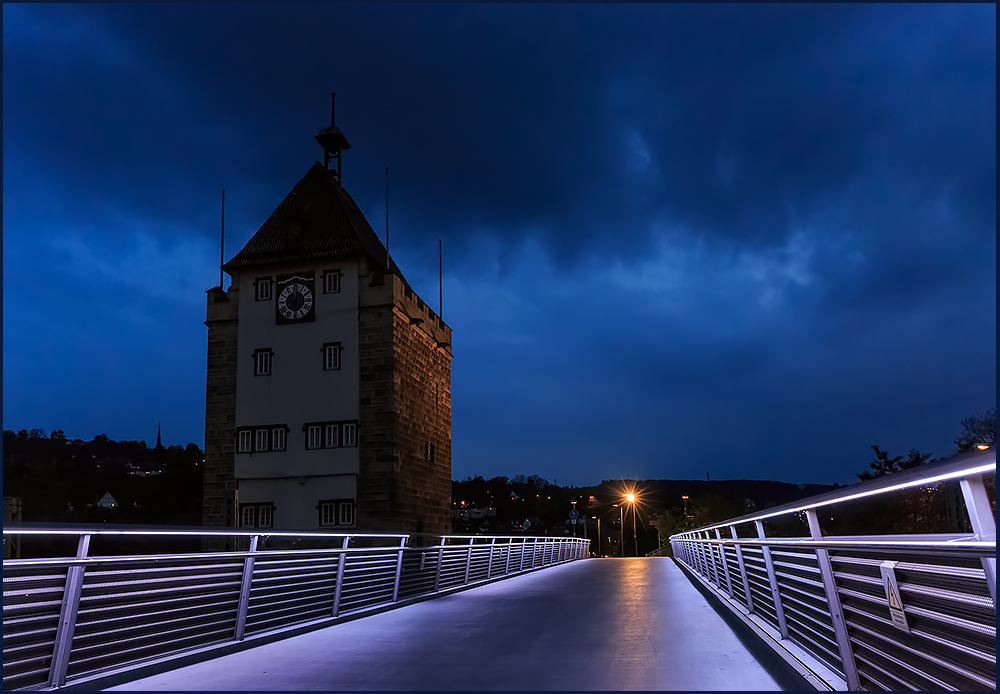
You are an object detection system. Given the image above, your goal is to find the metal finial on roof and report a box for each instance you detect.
[315,92,351,186]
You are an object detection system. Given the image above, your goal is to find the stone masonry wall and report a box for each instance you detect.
[357,261,398,531]
[203,285,238,528]
[357,263,452,535]
[390,304,452,536]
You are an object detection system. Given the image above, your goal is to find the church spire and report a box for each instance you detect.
[314,92,351,187]
[156,422,163,450]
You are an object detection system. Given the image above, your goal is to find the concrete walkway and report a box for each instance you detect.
[108,558,792,691]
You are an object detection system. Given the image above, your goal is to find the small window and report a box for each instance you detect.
[343,423,357,447]
[272,427,286,451]
[323,270,341,294]
[318,499,354,527]
[240,503,274,528]
[322,342,341,371]
[424,441,436,463]
[257,505,273,528]
[238,430,252,453]
[255,429,269,452]
[325,424,339,448]
[319,501,337,526]
[338,502,354,526]
[255,277,272,302]
[253,349,272,377]
[307,425,322,450]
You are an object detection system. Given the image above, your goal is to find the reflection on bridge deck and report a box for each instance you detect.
[108,558,800,691]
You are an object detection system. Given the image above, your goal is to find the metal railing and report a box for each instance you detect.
[670,448,996,691]
[2,529,588,691]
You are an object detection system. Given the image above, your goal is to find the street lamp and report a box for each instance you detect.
[624,493,638,557]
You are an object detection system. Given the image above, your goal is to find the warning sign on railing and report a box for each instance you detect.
[880,560,909,632]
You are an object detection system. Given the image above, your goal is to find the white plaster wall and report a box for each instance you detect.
[233,260,361,505]
[239,475,357,529]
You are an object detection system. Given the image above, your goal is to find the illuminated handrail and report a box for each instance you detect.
[668,448,996,691]
[1,530,589,691]
[673,448,995,538]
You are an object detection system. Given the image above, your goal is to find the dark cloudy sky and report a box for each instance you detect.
[3,4,995,487]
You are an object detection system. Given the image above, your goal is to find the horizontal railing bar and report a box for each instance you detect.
[2,546,431,568]
[2,527,410,539]
[665,538,994,554]
[672,449,995,537]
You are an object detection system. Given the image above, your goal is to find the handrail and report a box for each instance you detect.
[2,525,410,540]
[672,448,995,537]
[2,531,590,691]
[668,447,996,691]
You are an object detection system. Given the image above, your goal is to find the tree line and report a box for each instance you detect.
[3,429,202,526]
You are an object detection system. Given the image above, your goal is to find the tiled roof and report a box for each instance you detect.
[224,162,394,272]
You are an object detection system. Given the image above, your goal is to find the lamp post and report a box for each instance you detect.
[592,517,599,556]
[619,502,625,556]
[625,493,638,557]
[681,495,689,529]
[594,504,620,557]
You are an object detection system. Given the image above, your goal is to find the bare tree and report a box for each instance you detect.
[857,445,932,481]
[956,407,996,451]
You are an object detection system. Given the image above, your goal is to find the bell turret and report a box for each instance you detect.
[315,92,351,186]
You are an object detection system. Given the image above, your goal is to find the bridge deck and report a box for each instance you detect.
[107,558,796,691]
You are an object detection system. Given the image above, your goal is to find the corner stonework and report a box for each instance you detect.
[203,285,238,529]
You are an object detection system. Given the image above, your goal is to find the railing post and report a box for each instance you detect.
[234,534,259,641]
[434,537,445,591]
[504,538,512,574]
[392,536,406,602]
[806,509,860,690]
[698,533,711,579]
[960,474,997,609]
[715,528,734,599]
[332,536,349,616]
[486,537,496,578]
[519,538,526,572]
[731,526,754,614]
[47,534,90,687]
[755,520,788,639]
[703,531,719,586]
[464,538,474,584]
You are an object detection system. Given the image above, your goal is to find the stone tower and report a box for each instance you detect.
[203,100,452,535]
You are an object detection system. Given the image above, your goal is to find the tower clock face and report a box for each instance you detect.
[275,273,316,324]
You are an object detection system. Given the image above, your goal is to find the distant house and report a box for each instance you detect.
[97,492,118,510]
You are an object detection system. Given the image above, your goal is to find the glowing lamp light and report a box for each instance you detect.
[626,493,636,503]
[976,444,990,450]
